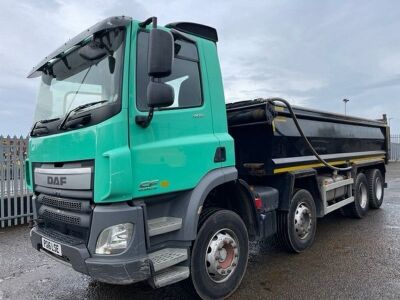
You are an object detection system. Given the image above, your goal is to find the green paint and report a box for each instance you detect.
[26,20,235,203]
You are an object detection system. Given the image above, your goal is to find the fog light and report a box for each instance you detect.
[95,223,133,255]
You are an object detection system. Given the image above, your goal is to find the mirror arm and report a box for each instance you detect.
[139,16,157,28]
[135,104,154,128]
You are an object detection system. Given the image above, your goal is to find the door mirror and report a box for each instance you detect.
[136,81,174,127]
[148,29,174,77]
[136,17,175,128]
[147,81,174,108]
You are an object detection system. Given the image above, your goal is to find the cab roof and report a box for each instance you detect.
[27,16,131,78]
[27,16,218,78]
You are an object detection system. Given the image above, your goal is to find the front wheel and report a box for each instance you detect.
[188,209,249,300]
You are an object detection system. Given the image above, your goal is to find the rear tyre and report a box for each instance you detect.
[366,169,384,209]
[188,209,249,300]
[343,172,369,218]
[277,189,317,253]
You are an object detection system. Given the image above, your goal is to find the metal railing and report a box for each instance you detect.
[390,134,400,161]
[0,136,33,228]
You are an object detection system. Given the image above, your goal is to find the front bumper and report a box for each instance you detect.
[30,203,152,285]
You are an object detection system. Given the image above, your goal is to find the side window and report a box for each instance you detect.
[136,31,203,111]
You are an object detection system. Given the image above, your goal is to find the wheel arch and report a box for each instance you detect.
[292,169,323,217]
[277,169,323,217]
[201,179,260,239]
[182,167,259,241]
[181,167,237,241]
[352,160,386,179]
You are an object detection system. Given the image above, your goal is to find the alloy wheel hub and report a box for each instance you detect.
[205,229,239,283]
[375,177,383,200]
[359,183,368,208]
[294,202,312,239]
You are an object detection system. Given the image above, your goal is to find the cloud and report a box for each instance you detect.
[0,0,399,135]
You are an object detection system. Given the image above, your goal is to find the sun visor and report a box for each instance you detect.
[27,16,131,78]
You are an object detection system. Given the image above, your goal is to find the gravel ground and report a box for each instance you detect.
[0,163,399,299]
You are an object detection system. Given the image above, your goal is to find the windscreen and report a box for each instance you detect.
[33,28,125,123]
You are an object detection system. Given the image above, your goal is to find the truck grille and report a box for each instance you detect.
[33,160,94,243]
[39,194,91,213]
[41,195,82,211]
[41,208,81,226]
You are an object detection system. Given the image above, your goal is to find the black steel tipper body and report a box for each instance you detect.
[227,99,388,176]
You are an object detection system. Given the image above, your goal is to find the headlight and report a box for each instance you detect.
[95,223,133,255]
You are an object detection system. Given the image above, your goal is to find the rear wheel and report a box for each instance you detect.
[277,189,317,253]
[366,169,384,209]
[343,172,369,218]
[188,209,249,300]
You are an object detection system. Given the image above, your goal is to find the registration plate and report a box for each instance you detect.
[42,237,62,256]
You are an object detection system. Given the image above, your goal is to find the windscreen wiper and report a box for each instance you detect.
[30,117,60,137]
[58,100,108,130]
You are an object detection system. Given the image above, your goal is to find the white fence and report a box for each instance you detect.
[0,136,33,228]
[390,134,400,161]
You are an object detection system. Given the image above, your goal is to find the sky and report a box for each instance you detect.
[0,0,399,135]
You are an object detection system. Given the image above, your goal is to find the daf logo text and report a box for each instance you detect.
[47,176,67,186]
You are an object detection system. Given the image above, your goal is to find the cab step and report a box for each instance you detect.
[148,248,188,272]
[148,217,182,237]
[152,266,190,288]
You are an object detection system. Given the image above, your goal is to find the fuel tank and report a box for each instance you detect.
[227,99,389,176]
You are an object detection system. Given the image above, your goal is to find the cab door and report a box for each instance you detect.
[129,29,220,199]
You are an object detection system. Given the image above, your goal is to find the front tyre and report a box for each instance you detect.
[189,209,249,300]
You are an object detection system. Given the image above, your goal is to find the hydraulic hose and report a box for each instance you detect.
[267,97,353,172]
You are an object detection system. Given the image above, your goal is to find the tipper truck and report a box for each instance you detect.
[26,16,389,299]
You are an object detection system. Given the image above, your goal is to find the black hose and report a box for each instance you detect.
[267,97,353,172]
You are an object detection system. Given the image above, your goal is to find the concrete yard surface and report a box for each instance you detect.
[0,164,399,299]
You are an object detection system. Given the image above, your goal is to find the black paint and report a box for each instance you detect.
[227,100,388,176]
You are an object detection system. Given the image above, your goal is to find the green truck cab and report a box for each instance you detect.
[27,16,388,299]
